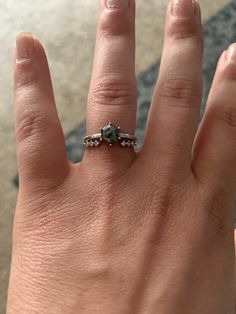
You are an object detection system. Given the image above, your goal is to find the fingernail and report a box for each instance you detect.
[172,0,195,17]
[106,0,129,9]
[16,32,35,62]
[227,43,236,62]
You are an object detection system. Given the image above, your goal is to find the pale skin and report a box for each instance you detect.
[6,0,236,313]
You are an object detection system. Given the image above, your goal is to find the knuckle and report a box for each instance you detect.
[219,61,236,81]
[212,106,236,129]
[158,78,199,109]
[89,78,136,108]
[167,18,200,40]
[16,110,53,144]
[99,10,132,37]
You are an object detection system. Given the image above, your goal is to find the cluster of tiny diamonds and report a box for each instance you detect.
[120,140,137,147]
[84,139,137,148]
[84,139,101,147]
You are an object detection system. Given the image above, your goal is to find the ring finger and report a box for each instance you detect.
[84,0,137,168]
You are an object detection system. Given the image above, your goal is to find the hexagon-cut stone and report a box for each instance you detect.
[101,124,119,144]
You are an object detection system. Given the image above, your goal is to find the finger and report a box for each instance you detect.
[192,45,236,195]
[235,230,236,253]
[143,0,203,171]
[234,229,236,288]
[14,33,69,191]
[84,0,137,165]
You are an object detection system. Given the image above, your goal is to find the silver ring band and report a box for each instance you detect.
[83,122,137,148]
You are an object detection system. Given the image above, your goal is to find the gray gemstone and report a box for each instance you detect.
[101,123,120,144]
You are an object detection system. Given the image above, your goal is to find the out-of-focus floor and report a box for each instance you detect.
[0,0,231,312]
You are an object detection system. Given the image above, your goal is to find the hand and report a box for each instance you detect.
[7,0,236,313]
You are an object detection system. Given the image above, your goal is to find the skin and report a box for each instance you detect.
[6,0,236,313]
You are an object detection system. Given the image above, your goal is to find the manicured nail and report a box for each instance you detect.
[172,0,195,17]
[106,0,129,9]
[16,32,35,62]
[227,43,236,62]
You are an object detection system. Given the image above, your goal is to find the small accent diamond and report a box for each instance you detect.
[121,141,126,147]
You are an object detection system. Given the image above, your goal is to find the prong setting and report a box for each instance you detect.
[84,123,137,148]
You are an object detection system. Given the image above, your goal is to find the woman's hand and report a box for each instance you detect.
[7,0,236,313]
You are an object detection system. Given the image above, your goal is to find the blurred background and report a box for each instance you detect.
[0,0,235,312]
